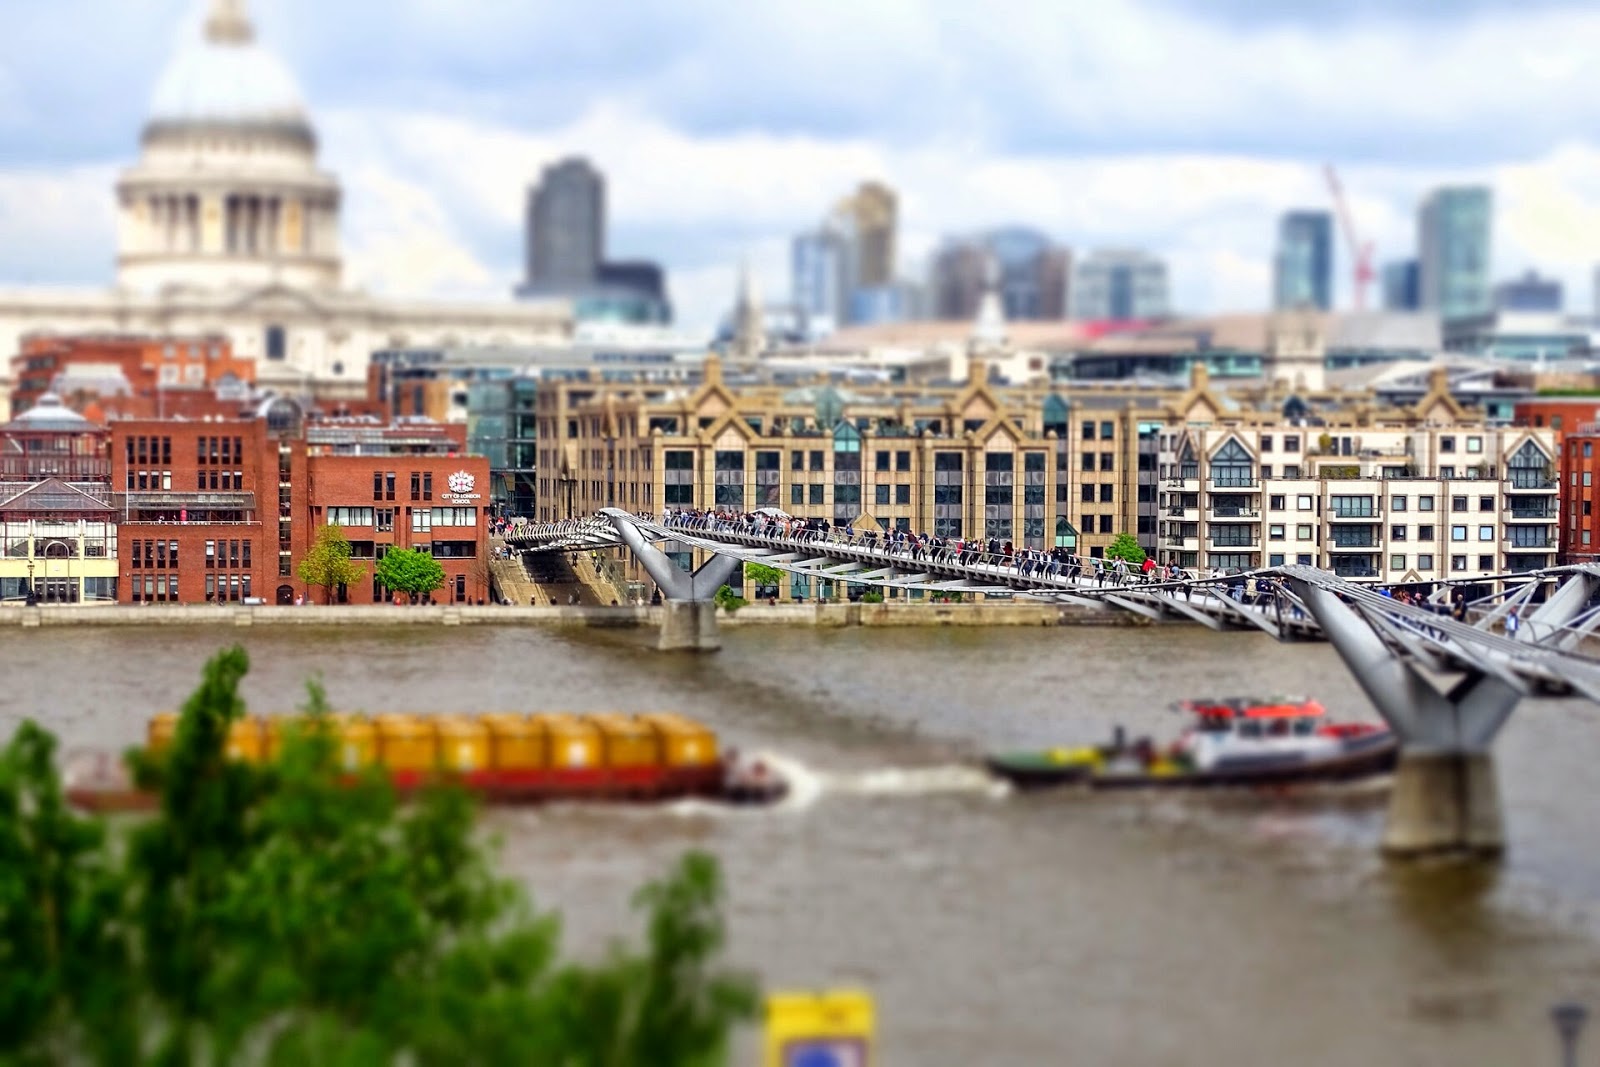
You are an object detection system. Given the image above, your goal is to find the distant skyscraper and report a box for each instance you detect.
[833,181,898,290]
[1071,250,1169,321]
[524,157,604,289]
[1418,186,1492,320]
[791,226,847,329]
[1273,211,1333,311]
[791,180,904,328]
[931,228,1070,321]
[1493,270,1563,313]
[517,157,669,323]
[1382,259,1420,311]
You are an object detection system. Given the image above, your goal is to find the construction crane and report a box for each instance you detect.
[1324,164,1375,311]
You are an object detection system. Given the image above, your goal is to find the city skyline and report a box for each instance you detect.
[1,0,1597,333]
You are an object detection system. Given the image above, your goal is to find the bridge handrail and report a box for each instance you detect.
[651,511,1279,598]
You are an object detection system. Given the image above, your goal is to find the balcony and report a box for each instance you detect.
[1207,506,1260,521]
[1328,510,1381,523]
[1504,475,1558,493]
[1164,535,1199,549]
[1505,536,1556,551]
[1165,504,1199,519]
[1328,539,1380,552]
[1505,507,1558,521]
[1207,539,1260,551]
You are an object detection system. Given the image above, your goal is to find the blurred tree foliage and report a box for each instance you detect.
[0,646,756,1066]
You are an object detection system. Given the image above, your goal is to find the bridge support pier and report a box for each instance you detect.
[1383,749,1504,858]
[1287,577,1520,860]
[600,509,742,653]
[658,599,721,653]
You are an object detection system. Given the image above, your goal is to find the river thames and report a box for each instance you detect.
[5,622,1599,1064]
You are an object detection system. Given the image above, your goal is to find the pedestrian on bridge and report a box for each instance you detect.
[1506,605,1522,639]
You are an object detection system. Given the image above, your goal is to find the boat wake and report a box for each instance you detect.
[661,755,1007,818]
[820,764,1010,801]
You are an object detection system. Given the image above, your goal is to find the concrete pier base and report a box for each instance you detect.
[658,599,720,652]
[1382,749,1504,859]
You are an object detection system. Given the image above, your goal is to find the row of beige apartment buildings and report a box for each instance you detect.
[532,357,1557,596]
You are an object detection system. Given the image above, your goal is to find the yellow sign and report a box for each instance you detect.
[764,989,874,1067]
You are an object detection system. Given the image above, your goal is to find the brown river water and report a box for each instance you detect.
[3,622,1600,1065]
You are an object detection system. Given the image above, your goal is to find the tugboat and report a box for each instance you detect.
[986,697,1397,791]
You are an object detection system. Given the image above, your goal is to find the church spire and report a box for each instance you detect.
[205,0,255,44]
[731,259,765,361]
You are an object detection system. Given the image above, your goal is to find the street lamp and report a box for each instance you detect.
[24,558,35,607]
[1552,1002,1587,1067]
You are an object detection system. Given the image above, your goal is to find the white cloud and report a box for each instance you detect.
[0,166,116,284]
[3,0,1599,332]
[315,102,1600,328]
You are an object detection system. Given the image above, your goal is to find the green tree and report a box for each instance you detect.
[744,562,784,598]
[712,584,748,614]
[375,547,446,603]
[1105,533,1147,565]
[0,648,757,1065]
[297,524,365,604]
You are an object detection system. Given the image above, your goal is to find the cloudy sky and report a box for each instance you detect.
[2,0,1598,333]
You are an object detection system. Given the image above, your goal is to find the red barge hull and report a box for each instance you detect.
[65,761,784,813]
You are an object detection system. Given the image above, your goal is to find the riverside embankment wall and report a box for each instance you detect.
[0,601,1142,630]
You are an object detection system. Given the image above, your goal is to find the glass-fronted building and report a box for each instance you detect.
[1418,187,1492,321]
[1274,211,1333,311]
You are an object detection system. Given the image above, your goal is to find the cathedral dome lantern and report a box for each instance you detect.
[115,0,342,294]
[146,0,312,143]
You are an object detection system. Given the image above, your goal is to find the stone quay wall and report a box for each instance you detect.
[0,600,1143,630]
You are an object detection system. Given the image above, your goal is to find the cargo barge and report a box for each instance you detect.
[64,710,788,811]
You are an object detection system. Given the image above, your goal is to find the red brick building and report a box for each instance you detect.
[12,335,256,420]
[1558,422,1600,563]
[110,400,489,605]
[1516,397,1600,563]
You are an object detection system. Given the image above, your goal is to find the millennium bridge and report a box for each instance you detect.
[507,510,1600,859]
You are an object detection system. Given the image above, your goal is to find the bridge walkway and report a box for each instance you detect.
[506,512,1321,638]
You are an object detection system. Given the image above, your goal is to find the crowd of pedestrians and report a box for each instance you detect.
[517,510,1527,635]
[657,507,1206,589]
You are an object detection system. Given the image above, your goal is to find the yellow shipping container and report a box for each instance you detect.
[224,717,266,763]
[590,713,660,768]
[534,714,601,770]
[331,716,378,771]
[147,712,180,754]
[640,713,719,767]
[264,715,377,771]
[434,715,491,773]
[374,714,436,772]
[482,713,546,770]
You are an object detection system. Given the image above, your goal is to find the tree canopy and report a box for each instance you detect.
[297,524,365,604]
[0,647,756,1065]
[1105,533,1147,565]
[375,547,446,601]
[743,562,784,594]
